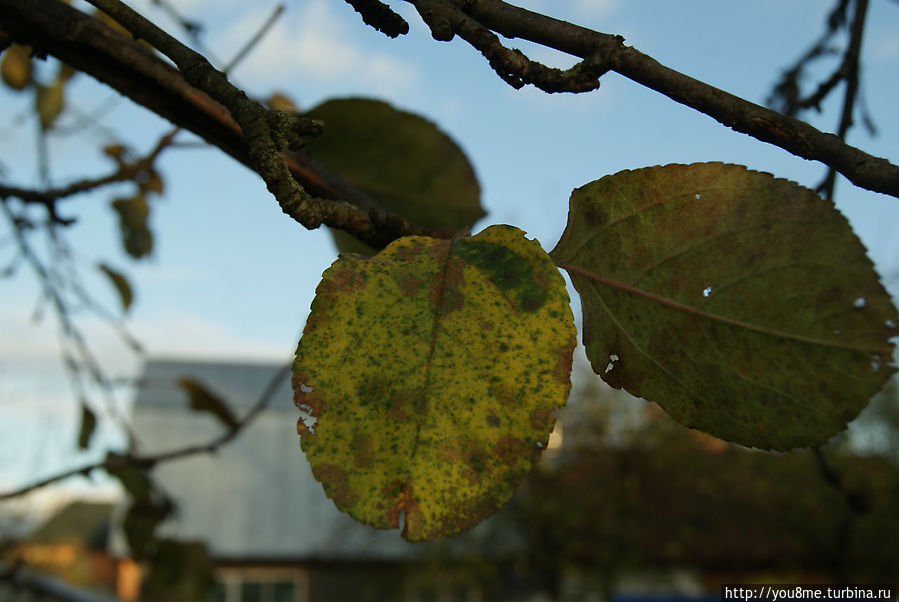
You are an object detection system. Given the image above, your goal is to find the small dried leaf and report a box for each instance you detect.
[111,196,153,259]
[142,169,164,195]
[77,402,97,450]
[1,44,32,91]
[177,378,239,430]
[35,80,65,129]
[97,262,134,313]
[266,92,298,113]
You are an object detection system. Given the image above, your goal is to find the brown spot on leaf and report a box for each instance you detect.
[551,340,575,385]
[430,257,465,314]
[353,432,374,468]
[494,436,533,466]
[318,262,366,295]
[490,383,518,406]
[389,388,422,422]
[397,274,425,297]
[314,464,357,508]
[530,407,554,432]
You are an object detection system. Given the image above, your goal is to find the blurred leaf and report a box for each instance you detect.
[58,61,77,83]
[266,92,298,113]
[97,262,134,313]
[177,378,239,430]
[103,143,128,164]
[105,451,153,500]
[294,225,575,540]
[551,163,899,450]
[1,43,32,91]
[302,98,484,255]
[123,497,173,559]
[77,402,97,450]
[141,539,214,602]
[111,195,153,259]
[142,169,165,195]
[35,79,65,129]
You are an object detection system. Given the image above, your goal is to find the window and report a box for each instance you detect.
[212,570,306,602]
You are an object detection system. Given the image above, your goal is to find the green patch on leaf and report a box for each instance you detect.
[302,98,485,254]
[551,163,898,451]
[294,225,575,541]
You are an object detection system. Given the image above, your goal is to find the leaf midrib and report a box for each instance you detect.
[556,262,887,354]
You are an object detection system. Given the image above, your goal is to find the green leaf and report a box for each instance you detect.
[294,225,575,541]
[105,451,153,500]
[111,195,153,259]
[177,378,239,430]
[551,163,898,451]
[97,262,133,313]
[301,97,485,255]
[77,401,96,450]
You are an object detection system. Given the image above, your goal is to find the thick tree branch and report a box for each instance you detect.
[404,0,899,199]
[0,0,440,248]
[819,0,869,199]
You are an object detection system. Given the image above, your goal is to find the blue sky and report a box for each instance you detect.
[1,0,898,498]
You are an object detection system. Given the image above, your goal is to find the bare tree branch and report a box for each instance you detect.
[0,0,443,248]
[401,0,899,199]
[0,362,292,501]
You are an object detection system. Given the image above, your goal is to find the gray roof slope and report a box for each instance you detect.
[135,358,295,411]
[128,359,459,561]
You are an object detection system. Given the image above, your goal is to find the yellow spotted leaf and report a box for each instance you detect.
[293,225,575,541]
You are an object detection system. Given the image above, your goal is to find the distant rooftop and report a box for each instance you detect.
[135,358,294,411]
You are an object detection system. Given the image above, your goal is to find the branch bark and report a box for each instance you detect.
[0,0,440,248]
[406,0,899,199]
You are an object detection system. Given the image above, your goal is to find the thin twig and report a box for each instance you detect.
[0,362,292,501]
[818,0,869,200]
[399,0,899,199]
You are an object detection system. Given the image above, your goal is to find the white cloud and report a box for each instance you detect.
[133,308,289,362]
[218,0,417,95]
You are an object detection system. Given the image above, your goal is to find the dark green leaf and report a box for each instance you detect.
[551,163,898,450]
[77,401,96,450]
[111,195,153,259]
[302,98,485,255]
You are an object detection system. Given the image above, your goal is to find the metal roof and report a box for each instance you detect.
[125,358,508,562]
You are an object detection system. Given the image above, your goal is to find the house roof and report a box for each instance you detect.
[27,501,113,549]
[135,358,295,411]
[123,358,508,562]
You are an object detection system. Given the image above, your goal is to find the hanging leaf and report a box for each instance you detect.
[105,451,154,500]
[77,401,97,450]
[35,79,65,129]
[294,225,575,541]
[111,195,153,259]
[301,98,485,255]
[551,163,898,451]
[97,262,134,313]
[1,43,32,91]
[177,378,239,431]
[266,92,298,113]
